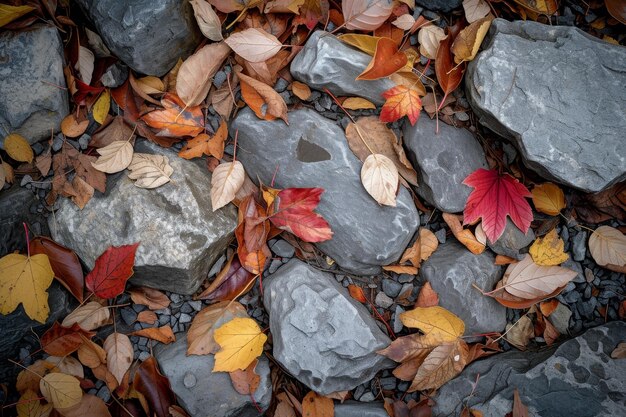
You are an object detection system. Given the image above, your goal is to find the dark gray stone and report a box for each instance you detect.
[231,108,419,275]
[263,260,393,395]
[50,140,237,294]
[101,62,129,88]
[487,218,535,260]
[270,239,295,258]
[414,0,461,12]
[155,335,272,417]
[433,322,626,417]
[0,25,69,147]
[421,241,506,334]
[403,113,488,212]
[290,31,395,105]
[0,186,49,257]
[75,0,201,76]
[382,279,403,298]
[571,230,588,261]
[549,302,572,335]
[467,19,626,192]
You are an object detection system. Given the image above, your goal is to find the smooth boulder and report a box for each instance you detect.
[231,108,419,275]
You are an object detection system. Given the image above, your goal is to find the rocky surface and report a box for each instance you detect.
[467,19,626,192]
[0,25,68,147]
[75,0,201,76]
[263,260,393,394]
[433,321,626,417]
[487,218,535,260]
[0,186,49,257]
[291,31,396,105]
[420,241,506,335]
[415,0,462,12]
[403,113,488,213]
[335,402,389,417]
[232,108,419,275]
[50,140,237,294]
[155,335,272,417]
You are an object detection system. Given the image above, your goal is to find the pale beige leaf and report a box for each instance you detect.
[40,373,82,409]
[475,222,487,245]
[177,42,231,107]
[589,226,626,267]
[211,81,236,120]
[61,301,110,331]
[57,394,111,417]
[91,140,134,174]
[187,301,248,355]
[361,153,399,207]
[46,356,84,379]
[75,46,94,85]
[343,0,394,31]
[392,14,415,30]
[419,228,439,261]
[128,286,171,310]
[70,176,94,210]
[505,315,533,350]
[103,333,133,385]
[190,0,223,41]
[127,153,174,189]
[418,25,447,60]
[463,0,490,23]
[211,161,245,211]
[409,339,468,391]
[225,28,282,63]
[136,76,164,95]
[500,254,577,299]
[611,342,626,359]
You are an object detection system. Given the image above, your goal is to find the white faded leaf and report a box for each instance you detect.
[190,0,223,41]
[589,226,626,267]
[103,333,133,385]
[225,28,282,63]
[418,25,447,60]
[75,46,94,85]
[127,153,174,189]
[361,153,399,207]
[475,222,487,245]
[463,0,490,23]
[343,0,394,31]
[91,140,134,174]
[61,301,110,331]
[177,42,231,107]
[211,161,245,211]
[392,14,415,30]
[501,254,577,299]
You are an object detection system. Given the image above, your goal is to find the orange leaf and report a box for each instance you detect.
[495,255,517,265]
[380,85,422,126]
[348,284,367,303]
[178,120,228,160]
[302,391,334,417]
[238,72,288,123]
[131,325,176,344]
[357,37,408,80]
[435,30,465,103]
[539,299,560,317]
[415,282,439,307]
[442,213,485,255]
[229,359,260,395]
[141,93,204,137]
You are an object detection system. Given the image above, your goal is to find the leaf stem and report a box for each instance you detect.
[23,223,31,257]
[232,129,239,162]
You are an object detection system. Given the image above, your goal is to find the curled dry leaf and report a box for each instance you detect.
[529,228,569,266]
[76,46,95,85]
[131,325,176,344]
[190,0,223,41]
[133,356,176,417]
[213,317,267,372]
[417,25,447,60]
[462,0,490,23]
[187,301,248,355]
[196,254,255,302]
[225,27,282,62]
[343,0,394,31]
[40,322,95,357]
[392,14,415,30]
[78,337,107,368]
[357,37,408,81]
[442,212,485,255]
[177,42,231,107]
[103,333,133,385]
[4,133,34,163]
[127,153,174,189]
[361,153,399,207]
[211,161,246,211]
[61,301,110,331]
[436,32,465,103]
[129,286,170,310]
[588,226,626,270]
[531,182,565,216]
[451,16,493,64]
[238,71,288,123]
[40,373,83,409]
[91,140,134,174]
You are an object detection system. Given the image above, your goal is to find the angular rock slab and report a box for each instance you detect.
[291,31,395,105]
[433,321,626,417]
[50,140,237,294]
[231,108,419,275]
[263,260,393,394]
[403,113,488,213]
[155,335,272,417]
[0,24,68,147]
[467,19,626,192]
[75,0,201,76]
[420,241,506,335]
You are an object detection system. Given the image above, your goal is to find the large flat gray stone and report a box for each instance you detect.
[231,108,419,275]
[263,260,393,395]
[49,140,237,295]
[0,186,49,257]
[433,321,626,417]
[155,335,272,417]
[290,31,395,105]
[403,113,488,213]
[0,25,69,147]
[75,0,201,76]
[467,19,626,192]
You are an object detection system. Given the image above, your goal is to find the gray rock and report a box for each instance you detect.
[50,140,237,294]
[375,292,394,309]
[571,230,588,261]
[403,113,488,212]
[487,218,535,260]
[155,335,272,417]
[75,0,201,76]
[263,260,392,394]
[421,241,506,334]
[414,0,461,12]
[382,279,403,298]
[0,186,49,257]
[101,62,129,88]
[467,19,626,192]
[548,302,572,335]
[433,321,626,417]
[290,31,395,105]
[231,108,419,275]
[0,25,68,147]
[270,239,295,258]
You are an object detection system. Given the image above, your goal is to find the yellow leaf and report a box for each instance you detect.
[451,15,493,64]
[92,90,110,124]
[40,373,83,409]
[529,229,569,266]
[342,97,376,110]
[531,182,565,216]
[400,306,465,342]
[213,317,267,372]
[4,133,34,163]
[0,4,34,27]
[338,33,381,55]
[16,390,52,417]
[0,253,54,323]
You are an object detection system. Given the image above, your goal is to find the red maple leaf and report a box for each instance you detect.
[462,169,533,243]
[268,188,333,243]
[380,85,422,126]
[85,243,140,298]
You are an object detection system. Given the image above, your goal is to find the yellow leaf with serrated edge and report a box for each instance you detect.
[0,253,54,323]
[40,373,83,409]
[92,90,110,124]
[4,133,33,163]
[529,229,569,266]
[531,182,565,216]
[400,306,465,342]
[213,317,267,372]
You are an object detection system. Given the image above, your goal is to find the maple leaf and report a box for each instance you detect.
[268,187,333,242]
[462,169,533,244]
[85,243,140,299]
[380,85,422,126]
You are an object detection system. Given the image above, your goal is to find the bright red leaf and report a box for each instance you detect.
[463,169,533,243]
[380,85,422,126]
[268,188,333,243]
[41,322,95,356]
[85,243,140,299]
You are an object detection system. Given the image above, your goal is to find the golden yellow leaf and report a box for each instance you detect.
[92,90,110,124]
[529,229,569,266]
[187,301,249,355]
[213,317,267,372]
[0,4,34,27]
[338,33,381,54]
[531,183,565,216]
[0,253,54,323]
[40,373,83,409]
[16,360,59,393]
[383,265,418,274]
[16,390,52,417]
[342,97,376,110]
[400,306,465,342]
[4,133,34,163]
[451,16,493,64]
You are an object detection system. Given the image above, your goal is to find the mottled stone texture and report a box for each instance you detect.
[75,0,201,76]
[434,322,626,417]
[467,19,626,192]
[420,241,506,334]
[291,31,395,105]
[155,335,272,417]
[263,260,393,394]
[231,108,419,275]
[487,218,535,260]
[403,113,488,213]
[50,140,237,294]
[0,25,68,147]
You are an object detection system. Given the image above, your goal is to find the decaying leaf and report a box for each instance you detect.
[505,315,534,350]
[361,153,399,207]
[409,339,468,391]
[531,183,566,216]
[129,286,171,310]
[211,161,246,211]
[127,153,174,189]
[529,229,569,266]
[213,317,267,372]
[462,0,490,23]
[40,322,95,357]
[588,226,626,270]
[229,359,260,395]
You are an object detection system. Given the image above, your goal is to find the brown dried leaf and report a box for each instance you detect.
[238,71,288,123]
[130,325,176,344]
[177,42,231,107]
[128,286,171,310]
[137,310,158,324]
[229,359,260,395]
[442,213,485,254]
[408,339,468,391]
[415,282,439,308]
[302,391,334,417]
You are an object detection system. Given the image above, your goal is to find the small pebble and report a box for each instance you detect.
[398,274,414,284]
[435,228,446,244]
[379,376,397,390]
[571,231,587,261]
[213,70,227,88]
[180,303,193,314]
[170,293,183,304]
[359,392,375,402]
[138,351,150,361]
[375,292,394,309]
[96,386,111,403]
[52,134,64,151]
[393,305,405,333]
[271,240,295,258]
[208,255,226,277]
[188,300,202,312]
[179,313,192,324]
[274,78,289,93]
[78,134,90,150]
[382,279,402,298]
[268,258,283,274]
[120,308,137,326]
[31,142,45,155]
